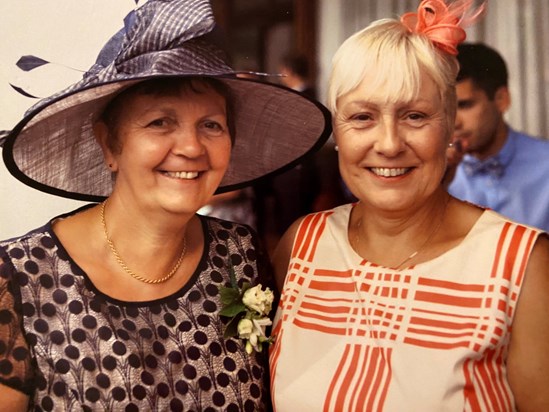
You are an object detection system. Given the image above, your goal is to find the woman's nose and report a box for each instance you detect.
[373,120,405,157]
[172,127,205,158]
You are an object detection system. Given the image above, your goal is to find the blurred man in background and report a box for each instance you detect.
[447,42,549,231]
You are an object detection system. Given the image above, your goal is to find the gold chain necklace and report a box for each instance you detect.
[354,197,449,270]
[100,201,187,284]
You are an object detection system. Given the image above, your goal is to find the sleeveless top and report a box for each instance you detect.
[0,206,272,411]
[269,203,541,412]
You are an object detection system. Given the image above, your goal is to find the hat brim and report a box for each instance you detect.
[2,75,331,202]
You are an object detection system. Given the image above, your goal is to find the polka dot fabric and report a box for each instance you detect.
[0,208,272,411]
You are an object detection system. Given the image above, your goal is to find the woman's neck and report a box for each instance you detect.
[101,197,192,266]
[351,191,451,268]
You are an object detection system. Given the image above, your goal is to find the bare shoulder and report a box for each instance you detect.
[439,197,484,247]
[448,198,484,232]
[507,233,549,411]
[515,233,549,311]
[524,232,549,274]
[271,217,305,293]
[52,205,103,265]
[52,205,99,245]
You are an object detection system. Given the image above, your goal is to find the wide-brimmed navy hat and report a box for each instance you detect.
[2,0,331,202]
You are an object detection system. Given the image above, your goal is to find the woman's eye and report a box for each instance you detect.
[205,121,221,130]
[202,120,225,134]
[346,112,375,129]
[408,113,424,120]
[146,118,170,128]
[351,113,372,122]
[405,112,427,125]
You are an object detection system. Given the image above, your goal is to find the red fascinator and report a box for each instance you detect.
[400,0,485,55]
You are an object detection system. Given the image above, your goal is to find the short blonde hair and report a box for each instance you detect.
[327,19,459,127]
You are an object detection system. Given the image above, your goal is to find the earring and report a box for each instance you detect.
[447,142,454,148]
[334,145,339,152]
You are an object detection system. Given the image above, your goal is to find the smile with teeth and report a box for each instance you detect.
[370,167,410,177]
[163,171,200,179]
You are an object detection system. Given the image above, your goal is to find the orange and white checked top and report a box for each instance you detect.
[269,204,541,412]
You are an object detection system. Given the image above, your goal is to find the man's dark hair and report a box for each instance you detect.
[456,42,508,100]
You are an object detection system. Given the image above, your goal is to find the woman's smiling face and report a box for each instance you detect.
[96,79,232,215]
[334,69,451,213]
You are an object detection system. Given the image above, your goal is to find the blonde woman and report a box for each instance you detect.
[269,1,549,410]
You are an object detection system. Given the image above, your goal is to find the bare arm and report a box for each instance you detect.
[507,234,549,411]
[0,384,29,411]
[271,217,304,293]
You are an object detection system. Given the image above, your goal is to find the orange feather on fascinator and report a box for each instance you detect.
[400,0,485,55]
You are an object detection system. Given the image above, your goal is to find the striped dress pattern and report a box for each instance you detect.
[269,204,540,412]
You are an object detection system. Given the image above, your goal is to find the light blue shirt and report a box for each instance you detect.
[449,128,549,232]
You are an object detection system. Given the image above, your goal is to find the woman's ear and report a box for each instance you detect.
[93,121,118,172]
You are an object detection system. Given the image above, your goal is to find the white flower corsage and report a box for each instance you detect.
[219,264,275,354]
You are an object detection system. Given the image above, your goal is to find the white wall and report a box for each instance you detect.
[0,0,138,239]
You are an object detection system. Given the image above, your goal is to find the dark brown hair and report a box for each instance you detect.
[456,43,508,100]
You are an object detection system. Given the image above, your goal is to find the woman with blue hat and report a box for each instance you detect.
[0,0,331,409]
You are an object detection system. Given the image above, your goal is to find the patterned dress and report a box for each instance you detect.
[269,203,541,412]
[0,206,272,411]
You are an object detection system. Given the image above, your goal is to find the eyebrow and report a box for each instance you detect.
[342,95,434,109]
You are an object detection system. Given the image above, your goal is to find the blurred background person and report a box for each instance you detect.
[447,42,549,232]
[279,53,350,211]
[256,53,346,253]
[279,53,317,99]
